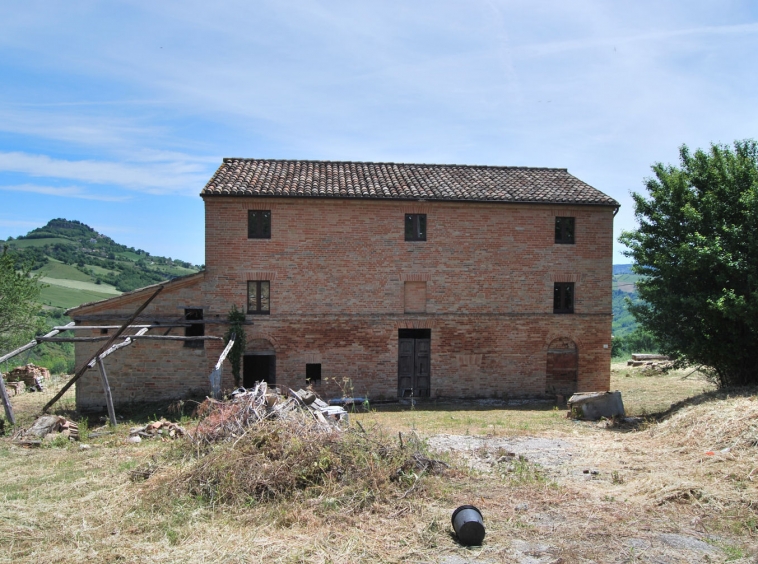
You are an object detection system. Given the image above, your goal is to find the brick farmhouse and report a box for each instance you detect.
[68,159,619,409]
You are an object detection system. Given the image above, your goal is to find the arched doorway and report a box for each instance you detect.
[243,338,276,387]
[546,338,578,395]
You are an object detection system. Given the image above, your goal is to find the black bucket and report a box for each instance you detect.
[451,505,485,546]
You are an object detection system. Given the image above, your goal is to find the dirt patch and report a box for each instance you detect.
[427,434,574,473]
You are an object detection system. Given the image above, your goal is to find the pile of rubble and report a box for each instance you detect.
[13,415,79,446]
[3,363,50,391]
[192,382,347,445]
[128,420,186,443]
[2,380,26,397]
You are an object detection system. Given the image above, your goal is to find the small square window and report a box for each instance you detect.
[405,214,426,241]
[184,308,204,348]
[247,281,270,314]
[248,210,271,239]
[553,283,574,314]
[555,217,575,244]
[100,328,109,335]
[306,363,322,385]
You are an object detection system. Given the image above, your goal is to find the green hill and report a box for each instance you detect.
[611,265,643,338]
[2,220,202,374]
[5,218,202,310]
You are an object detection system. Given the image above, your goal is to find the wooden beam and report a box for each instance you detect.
[0,322,76,365]
[209,334,235,399]
[39,335,223,342]
[69,315,254,325]
[54,324,190,331]
[43,286,165,413]
[88,327,149,368]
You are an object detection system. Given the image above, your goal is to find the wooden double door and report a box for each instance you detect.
[398,329,431,398]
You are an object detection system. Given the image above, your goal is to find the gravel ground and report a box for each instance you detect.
[427,434,575,473]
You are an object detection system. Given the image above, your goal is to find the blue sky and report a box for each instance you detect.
[1,1,757,265]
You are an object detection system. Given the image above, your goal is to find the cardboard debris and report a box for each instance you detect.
[14,415,79,446]
[129,419,186,441]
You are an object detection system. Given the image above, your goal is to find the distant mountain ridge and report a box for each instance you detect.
[5,218,202,309]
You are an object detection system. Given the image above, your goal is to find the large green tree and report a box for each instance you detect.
[619,140,758,388]
[0,247,42,354]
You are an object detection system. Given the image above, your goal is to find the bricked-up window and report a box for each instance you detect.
[405,214,426,241]
[306,363,322,385]
[184,308,204,348]
[555,217,575,244]
[248,210,271,239]
[247,281,270,314]
[553,283,574,314]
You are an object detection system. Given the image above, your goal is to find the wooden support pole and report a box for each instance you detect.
[0,375,14,426]
[89,327,149,425]
[42,286,164,413]
[96,357,117,427]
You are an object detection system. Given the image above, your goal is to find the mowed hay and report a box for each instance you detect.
[156,399,448,512]
[583,392,758,532]
[650,394,758,451]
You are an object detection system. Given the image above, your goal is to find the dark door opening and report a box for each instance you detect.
[398,329,431,398]
[243,354,276,388]
[545,338,578,395]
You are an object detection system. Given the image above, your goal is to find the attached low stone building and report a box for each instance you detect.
[69,159,619,409]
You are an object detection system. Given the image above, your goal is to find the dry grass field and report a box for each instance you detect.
[1,365,756,563]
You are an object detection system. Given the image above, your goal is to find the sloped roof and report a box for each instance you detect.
[201,159,618,206]
[66,271,205,317]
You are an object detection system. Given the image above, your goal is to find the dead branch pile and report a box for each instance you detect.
[156,384,448,511]
[129,420,186,441]
[190,382,346,446]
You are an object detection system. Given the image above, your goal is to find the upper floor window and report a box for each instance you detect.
[405,214,426,241]
[553,282,574,314]
[248,210,271,239]
[555,217,575,244]
[247,280,270,314]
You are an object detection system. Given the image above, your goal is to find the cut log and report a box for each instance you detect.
[631,354,670,361]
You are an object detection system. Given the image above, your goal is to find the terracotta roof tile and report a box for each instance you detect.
[201,159,618,206]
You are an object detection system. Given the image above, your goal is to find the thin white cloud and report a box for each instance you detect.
[0,183,130,202]
[0,218,45,229]
[0,152,209,196]
[516,21,758,58]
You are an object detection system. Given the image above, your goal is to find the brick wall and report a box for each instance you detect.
[72,197,614,408]
[201,197,614,399]
[72,275,216,409]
